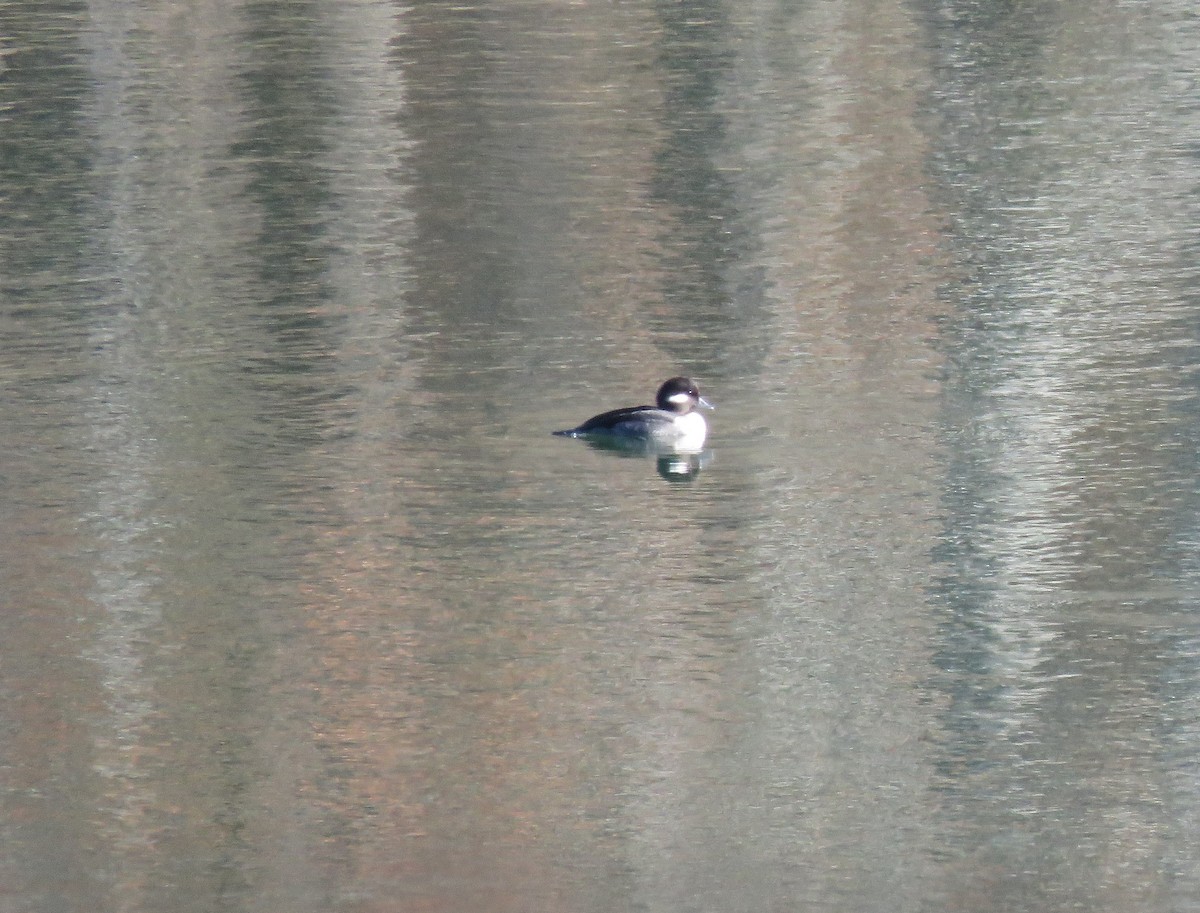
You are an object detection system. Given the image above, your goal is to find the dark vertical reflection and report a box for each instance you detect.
[0,2,92,240]
[0,1,106,366]
[648,0,768,377]
[648,1,734,342]
[0,3,110,904]
[231,0,350,436]
[396,3,512,334]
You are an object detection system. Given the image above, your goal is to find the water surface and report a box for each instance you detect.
[2,1,1200,911]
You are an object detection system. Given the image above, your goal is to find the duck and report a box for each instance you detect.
[554,376,713,449]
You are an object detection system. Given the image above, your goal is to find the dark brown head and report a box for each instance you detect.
[655,377,713,414]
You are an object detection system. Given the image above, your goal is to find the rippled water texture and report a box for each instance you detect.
[2,1,1200,911]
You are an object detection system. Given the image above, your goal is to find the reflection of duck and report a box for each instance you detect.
[656,451,709,481]
[569,434,712,479]
[553,377,713,449]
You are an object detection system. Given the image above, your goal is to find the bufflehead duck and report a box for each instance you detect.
[554,376,713,449]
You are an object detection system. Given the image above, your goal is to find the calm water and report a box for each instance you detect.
[3,0,1200,911]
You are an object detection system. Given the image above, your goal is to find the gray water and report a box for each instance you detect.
[3,1,1200,911]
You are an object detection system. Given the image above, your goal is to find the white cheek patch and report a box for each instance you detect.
[668,392,691,405]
